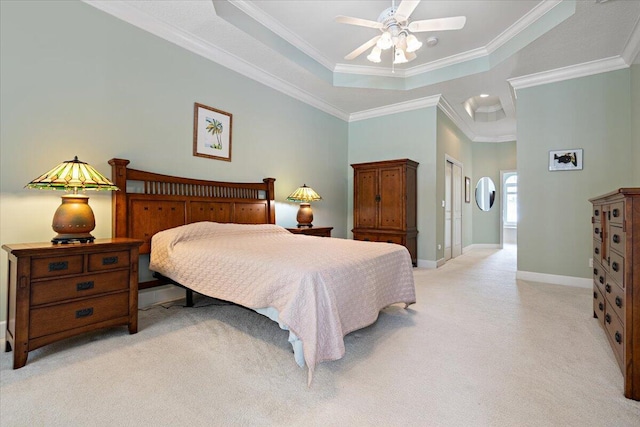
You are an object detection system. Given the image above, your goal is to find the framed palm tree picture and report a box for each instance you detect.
[193,102,232,161]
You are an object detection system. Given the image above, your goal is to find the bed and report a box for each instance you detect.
[109,158,416,382]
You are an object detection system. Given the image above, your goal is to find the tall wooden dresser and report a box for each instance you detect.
[352,159,418,266]
[590,188,640,400]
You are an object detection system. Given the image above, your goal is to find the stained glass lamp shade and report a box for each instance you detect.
[286,184,322,228]
[25,156,119,243]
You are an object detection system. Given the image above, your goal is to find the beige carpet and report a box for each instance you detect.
[1,245,639,426]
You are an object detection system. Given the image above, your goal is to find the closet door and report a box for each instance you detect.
[452,163,463,258]
[444,161,452,261]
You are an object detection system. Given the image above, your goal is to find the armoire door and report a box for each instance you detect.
[379,165,404,230]
[354,168,377,229]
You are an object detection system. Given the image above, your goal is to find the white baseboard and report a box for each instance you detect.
[417,258,438,269]
[464,243,501,250]
[516,270,592,288]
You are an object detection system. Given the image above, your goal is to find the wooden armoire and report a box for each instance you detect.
[352,159,418,266]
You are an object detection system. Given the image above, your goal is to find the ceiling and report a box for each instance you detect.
[86,0,640,142]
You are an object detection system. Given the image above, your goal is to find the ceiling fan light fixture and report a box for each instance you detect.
[405,34,423,53]
[377,31,393,50]
[393,47,408,64]
[367,46,382,63]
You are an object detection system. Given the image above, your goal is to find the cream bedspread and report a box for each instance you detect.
[149,222,416,381]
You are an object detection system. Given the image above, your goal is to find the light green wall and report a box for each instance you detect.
[0,1,348,321]
[347,107,438,263]
[632,64,640,183]
[471,142,517,244]
[516,68,634,278]
[436,109,474,254]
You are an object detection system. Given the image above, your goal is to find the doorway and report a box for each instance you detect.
[444,156,463,262]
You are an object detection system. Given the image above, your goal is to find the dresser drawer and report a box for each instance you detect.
[604,309,624,370]
[354,232,404,245]
[593,286,605,328]
[29,292,130,339]
[88,250,130,272]
[31,270,129,306]
[593,239,602,262]
[609,226,626,256]
[31,255,83,279]
[592,204,602,221]
[604,278,625,324]
[592,222,603,242]
[593,262,605,294]
[608,251,625,286]
[609,201,624,225]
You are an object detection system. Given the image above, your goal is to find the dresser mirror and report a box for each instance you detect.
[475,177,496,211]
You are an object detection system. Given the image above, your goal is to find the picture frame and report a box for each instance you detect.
[465,176,471,203]
[549,148,583,171]
[193,102,232,162]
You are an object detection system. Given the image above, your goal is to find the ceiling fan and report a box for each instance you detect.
[336,0,466,65]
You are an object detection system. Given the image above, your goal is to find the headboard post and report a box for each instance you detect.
[108,158,130,238]
[264,177,276,224]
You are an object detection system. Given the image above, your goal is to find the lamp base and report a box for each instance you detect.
[51,194,96,245]
[296,203,314,228]
[52,234,95,244]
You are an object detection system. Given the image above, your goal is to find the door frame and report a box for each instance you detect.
[499,169,517,249]
[444,154,464,261]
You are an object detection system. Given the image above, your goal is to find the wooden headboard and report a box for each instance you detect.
[109,158,276,254]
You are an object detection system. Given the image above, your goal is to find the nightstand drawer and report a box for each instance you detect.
[88,250,130,271]
[31,270,129,306]
[29,292,130,339]
[31,255,83,279]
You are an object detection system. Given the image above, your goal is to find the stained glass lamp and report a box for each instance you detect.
[25,156,119,244]
[286,184,322,228]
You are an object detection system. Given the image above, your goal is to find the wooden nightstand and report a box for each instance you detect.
[2,238,143,369]
[286,227,333,237]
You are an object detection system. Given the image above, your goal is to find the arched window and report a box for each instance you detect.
[504,174,517,227]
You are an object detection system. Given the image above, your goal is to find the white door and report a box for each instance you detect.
[444,161,452,261]
[452,163,462,258]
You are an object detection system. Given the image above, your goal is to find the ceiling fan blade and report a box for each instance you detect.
[408,16,467,32]
[335,15,383,29]
[395,0,421,22]
[344,35,381,60]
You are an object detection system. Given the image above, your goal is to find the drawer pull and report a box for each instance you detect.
[75,308,94,318]
[76,281,94,291]
[615,296,623,308]
[593,268,598,275]
[386,240,393,243]
[594,209,600,216]
[102,256,118,265]
[364,238,370,241]
[605,314,611,324]
[612,262,619,272]
[593,291,597,299]
[605,284,611,293]
[612,208,620,218]
[48,261,68,271]
[594,227,600,235]
[598,302,604,311]
[612,234,620,244]
[615,331,622,344]
[594,247,600,255]
[599,276,604,284]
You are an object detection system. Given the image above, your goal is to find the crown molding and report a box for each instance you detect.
[437,97,477,142]
[622,14,640,65]
[228,0,335,71]
[349,95,441,122]
[508,56,629,91]
[84,1,349,121]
